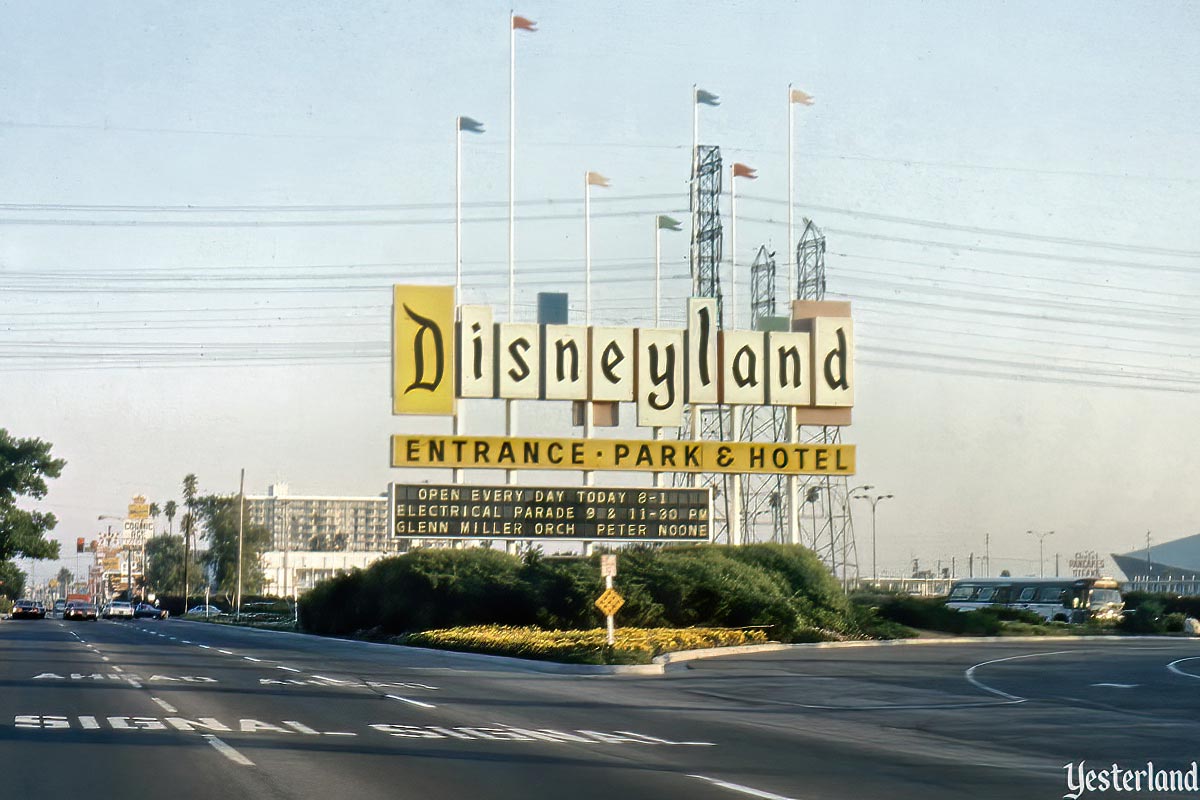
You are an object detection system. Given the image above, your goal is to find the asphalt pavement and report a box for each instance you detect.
[3,617,1200,799]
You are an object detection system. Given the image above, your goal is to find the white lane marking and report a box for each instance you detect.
[198,645,211,649]
[276,666,301,673]
[111,666,124,673]
[203,735,255,766]
[312,675,347,684]
[101,657,110,662]
[151,697,179,714]
[181,641,193,645]
[1168,657,1200,679]
[964,650,1076,702]
[218,650,234,655]
[1091,683,1139,688]
[323,732,357,736]
[385,694,437,709]
[169,637,178,641]
[243,656,262,663]
[689,774,801,800]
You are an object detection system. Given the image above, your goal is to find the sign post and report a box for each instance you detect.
[595,555,623,646]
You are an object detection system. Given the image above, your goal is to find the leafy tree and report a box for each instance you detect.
[56,567,73,594]
[144,534,203,595]
[196,494,271,604]
[0,559,26,600]
[181,474,198,601]
[163,500,178,534]
[0,428,65,563]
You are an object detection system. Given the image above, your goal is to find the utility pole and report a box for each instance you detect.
[984,533,990,577]
[1054,552,1060,577]
[236,468,245,622]
[1028,530,1055,577]
[969,552,974,578]
[1146,531,1153,576]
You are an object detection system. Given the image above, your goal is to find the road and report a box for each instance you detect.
[3,618,1200,799]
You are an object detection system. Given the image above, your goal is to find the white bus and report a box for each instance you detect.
[945,577,1123,623]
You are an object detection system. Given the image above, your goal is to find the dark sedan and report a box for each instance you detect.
[134,603,168,620]
[11,600,45,619]
[63,601,98,621]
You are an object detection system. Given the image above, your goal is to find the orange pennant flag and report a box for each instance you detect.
[512,14,537,31]
[586,172,611,188]
[732,163,757,180]
[790,88,815,106]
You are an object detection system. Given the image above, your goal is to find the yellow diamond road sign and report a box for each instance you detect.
[595,588,625,617]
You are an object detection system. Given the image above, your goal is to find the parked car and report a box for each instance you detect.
[64,601,98,621]
[50,599,68,619]
[184,605,225,618]
[101,601,134,620]
[12,600,46,620]
[134,603,168,620]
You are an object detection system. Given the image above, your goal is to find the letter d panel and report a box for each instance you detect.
[496,323,541,399]
[393,285,456,415]
[813,317,854,407]
[636,329,684,427]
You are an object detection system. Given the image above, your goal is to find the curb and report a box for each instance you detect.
[165,619,1199,676]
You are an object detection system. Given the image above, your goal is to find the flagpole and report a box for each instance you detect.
[582,173,595,490]
[691,84,698,298]
[585,173,592,327]
[454,117,464,486]
[653,217,663,488]
[787,84,794,307]
[730,163,737,330]
[506,12,518,532]
[508,12,516,321]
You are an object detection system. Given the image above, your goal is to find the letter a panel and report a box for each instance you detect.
[393,285,456,415]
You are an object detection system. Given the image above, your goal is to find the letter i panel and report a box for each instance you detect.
[456,305,495,398]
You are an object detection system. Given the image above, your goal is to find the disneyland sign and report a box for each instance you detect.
[391,285,854,428]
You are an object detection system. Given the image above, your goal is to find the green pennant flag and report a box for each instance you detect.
[458,116,485,134]
[657,215,683,231]
[695,89,720,106]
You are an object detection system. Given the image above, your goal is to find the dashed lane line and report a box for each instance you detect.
[385,694,437,709]
[689,774,800,800]
[203,735,255,766]
[276,666,301,673]
[150,697,178,714]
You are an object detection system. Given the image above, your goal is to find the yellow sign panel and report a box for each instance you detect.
[595,588,625,617]
[128,503,150,520]
[392,285,456,415]
[391,435,854,476]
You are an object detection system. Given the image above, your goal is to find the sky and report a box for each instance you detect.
[1,0,1197,585]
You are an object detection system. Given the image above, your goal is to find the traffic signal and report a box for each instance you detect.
[76,537,85,553]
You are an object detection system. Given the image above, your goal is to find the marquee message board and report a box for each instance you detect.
[389,483,711,542]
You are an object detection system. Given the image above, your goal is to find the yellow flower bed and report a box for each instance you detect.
[404,625,769,665]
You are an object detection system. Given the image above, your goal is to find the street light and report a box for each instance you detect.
[1028,530,1055,577]
[852,493,894,584]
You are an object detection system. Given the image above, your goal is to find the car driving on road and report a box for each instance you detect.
[134,603,168,620]
[63,601,98,621]
[11,600,46,620]
[101,601,134,620]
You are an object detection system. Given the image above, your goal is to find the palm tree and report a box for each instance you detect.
[164,500,177,535]
[182,474,198,606]
[149,502,161,535]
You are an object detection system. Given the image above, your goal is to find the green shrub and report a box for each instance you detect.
[1119,599,1166,634]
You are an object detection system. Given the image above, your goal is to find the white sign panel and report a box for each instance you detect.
[686,298,718,404]
[813,317,854,407]
[589,327,635,402]
[456,305,494,398]
[496,323,541,400]
[766,331,812,406]
[719,331,766,406]
[541,325,589,400]
[636,328,684,427]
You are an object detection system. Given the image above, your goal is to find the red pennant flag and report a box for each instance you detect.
[512,15,537,31]
[732,163,758,179]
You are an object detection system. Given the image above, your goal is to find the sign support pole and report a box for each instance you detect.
[605,573,615,646]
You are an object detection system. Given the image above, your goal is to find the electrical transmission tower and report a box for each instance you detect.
[679,144,732,543]
[794,219,859,584]
[740,245,789,542]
